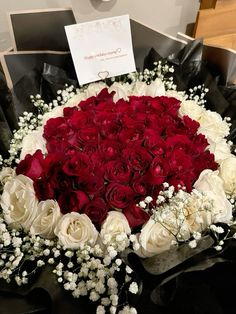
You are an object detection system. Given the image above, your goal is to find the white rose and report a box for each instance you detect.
[145,78,165,97]
[20,128,46,160]
[194,169,232,223]
[131,81,149,96]
[165,90,186,101]
[108,82,131,102]
[30,200,62,239]
[207,138,232,163]
[55,212,98,249]
[0,167,15,185]
[100,211,131,246]
[84,82,107,98]
[138,218,176,257]
[179,99,205,122]
[0,175,39,231]
[219,156,236,197]
[198,110,230,143]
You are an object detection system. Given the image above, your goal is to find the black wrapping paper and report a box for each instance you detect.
[0,71,16,158]
[9,9,76,52]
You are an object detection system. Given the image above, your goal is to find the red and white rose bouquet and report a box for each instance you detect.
[0,63,235,313]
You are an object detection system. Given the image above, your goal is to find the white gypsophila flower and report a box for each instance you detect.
[144,196,153,204]
[0,167,16,185]
[100,211,131,250]
[139,201,146,209]
[108,82,131,102]
[178,99,205,122]
[207,138,232,163]
[107,277,117,289]
[218,156,236,197]
[129,282,139,294]
[189,239,197,248]
[182,190,213,234]
[194,169,232,223]
[118,306,137,314]
[137,218,176,257]
[55,212,98,250]
[96,305,106,314]
[198,110,230,143]
[20,128,46,160]
[30,200,62,239]
[1,175,39,231]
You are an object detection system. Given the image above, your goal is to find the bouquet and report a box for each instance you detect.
[0,61,236,314]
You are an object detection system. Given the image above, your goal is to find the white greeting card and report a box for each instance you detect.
[65,15,136,85]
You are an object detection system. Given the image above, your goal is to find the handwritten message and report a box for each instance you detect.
[65,15,136,85]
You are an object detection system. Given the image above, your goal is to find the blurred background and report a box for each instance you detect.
[0,0,200,51]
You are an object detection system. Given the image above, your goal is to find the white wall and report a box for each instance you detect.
[0,0,200,50]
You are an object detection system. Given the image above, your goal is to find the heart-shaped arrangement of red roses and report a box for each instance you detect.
[16,88,218,229]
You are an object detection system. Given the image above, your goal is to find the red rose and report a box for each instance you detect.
[77,127,99,145]
[168,171,196,192]
[118,128,143,145]
[68,109,94,129]
[104,160,131,183]
[42,152,66,173]
[96,88,115,106]
[115,99,133,115]
[192,133,209,153]
[58,190,89,214]
[79,88,114,111]
[99,140,123,161]
[168,149,193,175]
[105,183,135,209]
[193,151,218,178]
[78,96,97,111]
[132,175,148,195]
[90,151,105,169]
[149,97,164,112]
[129,96,148,113]
[63,106,79,117]
[76,171,105,196]
[43,117,68,140]
[100,120,122,139]
[41,153,73,192]
[94,112,117,127]
[143,129,166,156]
[124,146,152,172]
[46,138,75,154]
[145,114,163,131]
[159,96,180,117]
[147,156,169,185]
[62,152,92,176]
[181,115,200,136]
[166,134,192,152]
[16,149,44,180]
[83,197,108,226]
[34,178,55,200]
[123,204,150,228]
